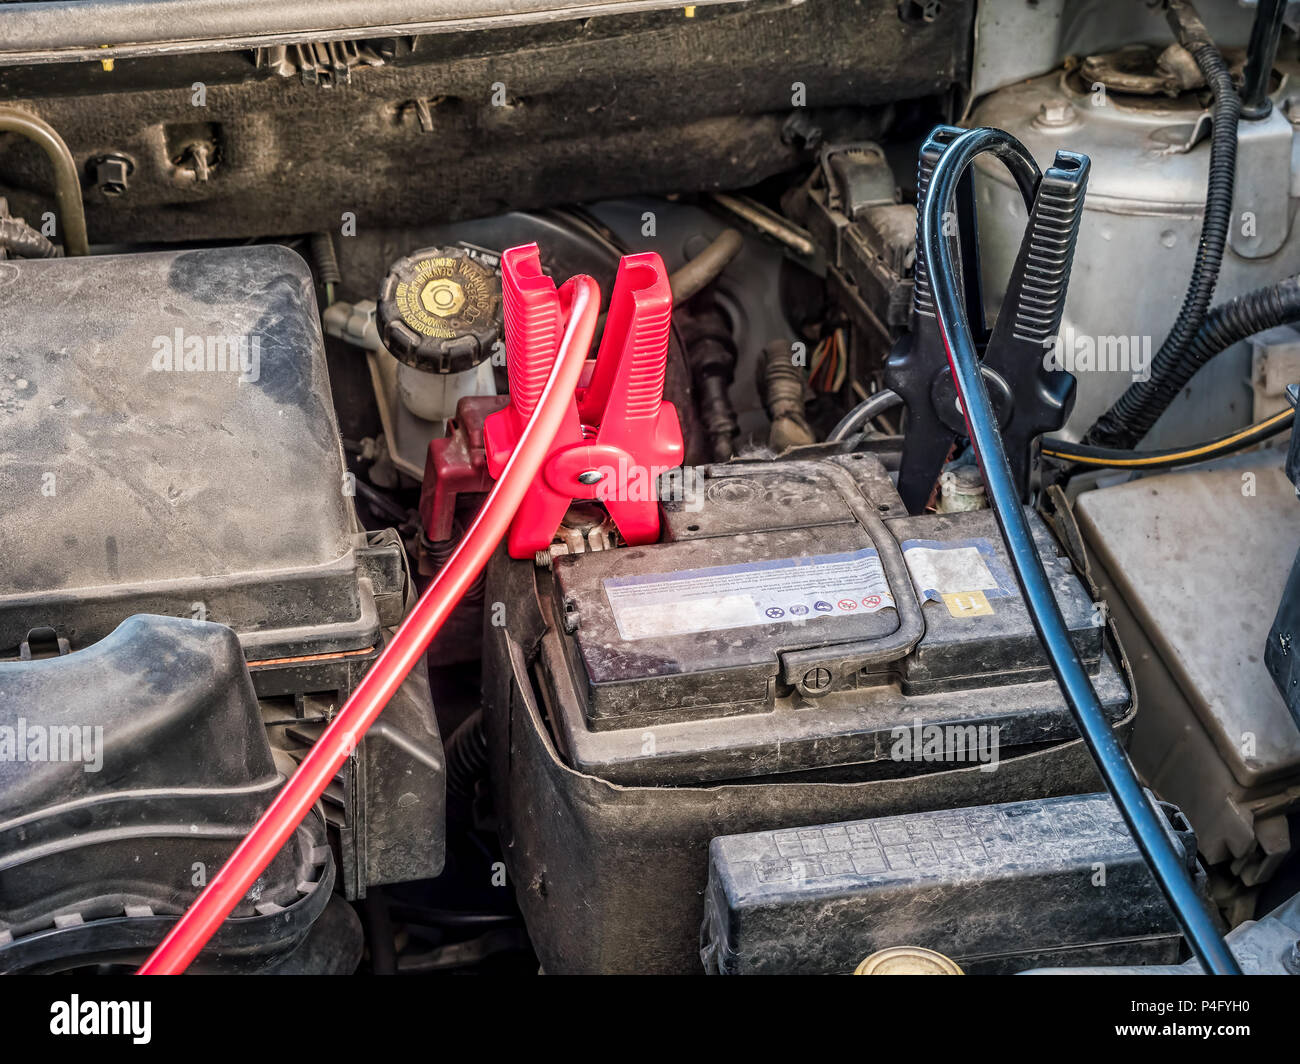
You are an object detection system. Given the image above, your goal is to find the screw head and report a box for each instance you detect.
[577,470,603,486]
[802,666,833,693]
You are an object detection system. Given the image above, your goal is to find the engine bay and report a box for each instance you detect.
[2,0,1300,988]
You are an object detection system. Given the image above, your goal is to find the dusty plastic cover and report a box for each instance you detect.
[0,615,333,973]
[1075,459,1300,789]
[701,791,1197,975]
[0,245,374,659]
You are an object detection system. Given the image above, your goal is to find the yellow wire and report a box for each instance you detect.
[1041,408,1294,468]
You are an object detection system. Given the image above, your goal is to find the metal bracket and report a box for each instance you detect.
[1230,104,1295,259]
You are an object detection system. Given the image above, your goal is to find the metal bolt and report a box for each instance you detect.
[577,470,603,486]
[1035,101,1078,129]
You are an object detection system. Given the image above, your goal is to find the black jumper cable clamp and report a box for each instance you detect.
[884,125,1090,514]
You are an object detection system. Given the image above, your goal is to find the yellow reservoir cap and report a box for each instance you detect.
[854,947,964,975]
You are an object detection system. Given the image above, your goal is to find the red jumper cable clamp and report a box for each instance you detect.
[483,242,684,558]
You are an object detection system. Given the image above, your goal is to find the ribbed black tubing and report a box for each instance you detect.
[1086,1,1241,449]
[1091,277,1300,444]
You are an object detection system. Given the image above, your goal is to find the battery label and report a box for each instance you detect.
[602,548,893,641]
[900,538,1015,619]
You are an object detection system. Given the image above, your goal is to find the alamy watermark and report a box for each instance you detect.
[151,327,261,382]
[0,719,104,772]
[889,717,1001,772]
[50,996,150,1044]
[1043,326,1151,382]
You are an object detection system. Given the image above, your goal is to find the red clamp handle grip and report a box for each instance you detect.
[484,243,683,558]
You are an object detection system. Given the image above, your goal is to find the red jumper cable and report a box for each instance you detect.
[137,252,602,975]
[483,243,682,557]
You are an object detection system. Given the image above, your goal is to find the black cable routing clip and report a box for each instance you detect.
[885,125,1089,514]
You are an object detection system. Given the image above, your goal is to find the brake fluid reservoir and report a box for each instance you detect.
[377,245,501,422]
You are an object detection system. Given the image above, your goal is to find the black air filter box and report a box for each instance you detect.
[0,245,400,674]
[0,246,443,898]
[0,615,337,973]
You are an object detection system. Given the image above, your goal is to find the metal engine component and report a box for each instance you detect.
[701,792,1200,975]
[0,245,445,901]
[971,66,1300,448]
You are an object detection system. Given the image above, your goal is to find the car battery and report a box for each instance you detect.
[701,792,1200,974]
[534,454,1129,785]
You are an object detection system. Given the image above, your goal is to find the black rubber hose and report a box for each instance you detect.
[445,709,489,805]
[362,891,398,976]
[310,231,342,305]
[0,106,89,256]
[310,231,341,285]
[1241,0,1287,119]
[827,388,902,442]
[0,215,60,258]
[1085,276,1300,444]
[1085,1,1240,450]
[668,228,743,304]
[678,301,739,462]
